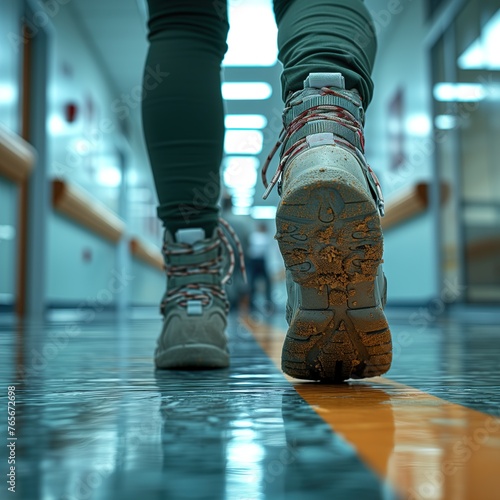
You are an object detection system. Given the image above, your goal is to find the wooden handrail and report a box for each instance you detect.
[129,237,164,271]
[52,179,125,243]
[381,182,449,231]
[381,183,428,231]
[0,124,36,183]
[466,236,500,260]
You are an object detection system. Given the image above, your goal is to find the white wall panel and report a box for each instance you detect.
[365,0,439,304]
[130,260,164,307]
[0,0,23,306]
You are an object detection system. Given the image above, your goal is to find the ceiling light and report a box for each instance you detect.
[222,82,272,100]
[223,0,277,67]
[434,114,457,130]
[232,194,254,208]
[433,83,486,102]
[223,156,258,189]
[224,130,263,154]
[232,206,251,215]
[251,206,277,219]
[458,10,500,70]
[225,114,268,129]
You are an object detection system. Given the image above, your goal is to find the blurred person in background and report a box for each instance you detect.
[247,222,274,315]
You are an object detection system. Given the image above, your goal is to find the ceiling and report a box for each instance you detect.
[69,0,393,101]
[67,0,395,203]
[70,0,149,100]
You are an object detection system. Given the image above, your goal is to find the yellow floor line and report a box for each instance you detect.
[243,316,500,500]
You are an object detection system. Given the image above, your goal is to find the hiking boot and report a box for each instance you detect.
[263,72,392,382]
[155,222,243,369]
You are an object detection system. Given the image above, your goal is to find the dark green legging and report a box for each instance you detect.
[142,0,377,235]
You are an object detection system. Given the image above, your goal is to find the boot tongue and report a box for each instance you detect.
[303,72,345,90]
[175,228,206,245]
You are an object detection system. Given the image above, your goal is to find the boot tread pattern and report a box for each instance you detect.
[276,174,392,382]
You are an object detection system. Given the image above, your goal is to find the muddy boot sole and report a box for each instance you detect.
[276,151,392,382]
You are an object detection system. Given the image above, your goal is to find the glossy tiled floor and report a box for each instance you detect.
[1,307,499,500]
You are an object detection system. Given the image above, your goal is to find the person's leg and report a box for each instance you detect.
[269,0,391,382]
[262,264,273,307]
[142,1,235,370]
[248,259,258,312]
[273,0,376,105]
[142,0,229,236]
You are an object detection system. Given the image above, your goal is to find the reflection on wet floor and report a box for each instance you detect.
[0,309,499,499]
[0,314,388,500]
[390,320,500,414]
[248,311,500,500]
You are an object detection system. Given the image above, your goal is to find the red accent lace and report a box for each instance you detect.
[160,218,246,315]
[261,87,366,200]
